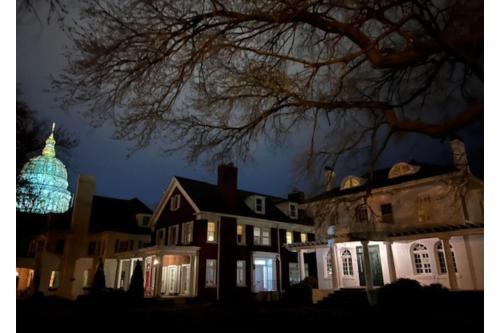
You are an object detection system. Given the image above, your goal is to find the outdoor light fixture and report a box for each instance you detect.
[153,259,159,265]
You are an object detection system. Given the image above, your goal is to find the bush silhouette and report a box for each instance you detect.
[127,262,144,300]
[90,259,106,294]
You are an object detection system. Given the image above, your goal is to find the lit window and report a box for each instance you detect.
[341,250,353,276]
[300,233,307,243]
[325,251,333,277]
[168,225,179,245]
[236,260,246,287]
[412,243,432,274]
[255,197,265,214]
[82,270,89,288]
[416,195,432,223]
[388,162,419,179]
[289,262,309,284]
[286,231,293,244]
[340,176,363,190]
[435,242,458,274]
[182,222,193,244]
[289,203,298,219]
[356,205,369,223]
[205,259,217,287]
[207,222,217,242]
[49,271,59,289]
[236,224,245,245]
[170,194,181,211]
[380,203,394,224]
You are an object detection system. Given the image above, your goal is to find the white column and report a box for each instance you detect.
[330,244,339,290]
[298,249,306,281]
[384,241,397,283]
[441,237,458,290]
[361,241,374,291]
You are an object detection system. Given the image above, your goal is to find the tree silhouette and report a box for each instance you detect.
[55,0,482,176]
[91,259,106,294]
[128,261,144,299]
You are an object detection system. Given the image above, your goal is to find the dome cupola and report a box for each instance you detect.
[16,123,72,214]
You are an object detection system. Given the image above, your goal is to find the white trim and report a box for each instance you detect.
[149,178,201,227]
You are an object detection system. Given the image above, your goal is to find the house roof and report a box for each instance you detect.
[175,176,313,225]
[307,163,459,203]
[88,196,152,234]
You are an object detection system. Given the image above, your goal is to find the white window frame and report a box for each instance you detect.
[207,221,217,243]
[341,249,354,276]
[205,259,217,287]
[253,226,271,246]
[167,225,179,246]
[435,241,457,274]
[170,194,181,211]
[181,222,194,244]
[412,243,432,274]
[254,196,265,214]
[236,224,246,245]
[324,252,333,278]
[289,203,298,219]
[286,231,293,244]
[236,260,246,287]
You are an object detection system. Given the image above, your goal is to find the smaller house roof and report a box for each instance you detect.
[307,162,458,202]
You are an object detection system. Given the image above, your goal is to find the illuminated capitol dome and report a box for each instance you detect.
[17,123,72,214]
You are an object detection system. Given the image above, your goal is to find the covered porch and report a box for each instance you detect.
[113,245,200,298]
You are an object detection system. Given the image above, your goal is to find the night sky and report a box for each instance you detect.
[16,7,484,209]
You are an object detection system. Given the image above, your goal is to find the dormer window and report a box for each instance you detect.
[289,203,298,219]
[170,194,181,211]
[136,214,151,227]
[255,196,265,214]
[340,176,365,190]
[388,162,420,179]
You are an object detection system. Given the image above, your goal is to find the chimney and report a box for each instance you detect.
[288,190,305,203]
[218,163,238,208]
[324,167,336,192]
[71,175,96,234]
[450,137,469,172]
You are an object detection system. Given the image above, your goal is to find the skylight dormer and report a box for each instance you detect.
[340,176,365,190]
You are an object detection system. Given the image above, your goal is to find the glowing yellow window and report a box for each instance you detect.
[300,233,307,243]
[286,231,293,244]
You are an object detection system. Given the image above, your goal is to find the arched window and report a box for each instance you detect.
[341,249,353,276]
[388,162,420,179]
[435,242,458,274]
[340,176,364,190]
[412,243,432,274]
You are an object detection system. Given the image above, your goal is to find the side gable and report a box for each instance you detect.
[149,177,200,229]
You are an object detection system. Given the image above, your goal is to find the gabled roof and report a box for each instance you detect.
[175,176,313,225]
[88,196,152,234]
[307,163,459,203]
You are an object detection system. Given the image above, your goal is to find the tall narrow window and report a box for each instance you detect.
[49,271,59,289]
[253,227,261,245]
[168,225,179,245]
[236,260,246,287]
[207,222,217,242]
[255,197,265,214]
[300,233,307,243]
[182,222,193,244]
[82,270,89,288]
[412,243,432,274]
[356,205,369,223]
[325,251,333,277]
[286,231,293,244]
[289,203,298,219]
[156,228,165,245]
[435,242,458,274]
[205,259,217,287]
[416,195,432,223]
[170,194,181,211]
[236,224,245,245]
[341,250,353,276]
[262,229,271,246]
[381,203,394,224]
[289,263,300,285]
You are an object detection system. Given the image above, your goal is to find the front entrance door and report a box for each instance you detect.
[167,265,178,295]
[254,258,274,292]
[356,245,384,286]
[179,264,190,295]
